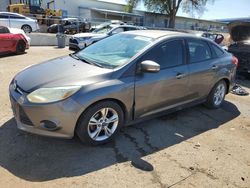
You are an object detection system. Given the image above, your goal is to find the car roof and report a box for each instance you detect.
[0,12,25,16]
[125,30,197,39]
[114,25,139,28]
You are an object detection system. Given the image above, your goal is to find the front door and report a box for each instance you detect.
[134,39,190,119]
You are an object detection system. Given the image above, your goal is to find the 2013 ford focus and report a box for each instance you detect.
[9,30,237,145]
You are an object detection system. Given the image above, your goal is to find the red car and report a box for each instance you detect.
[0,26,29,55]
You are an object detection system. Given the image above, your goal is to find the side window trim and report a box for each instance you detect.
[185,38,213,64]
[208,42,225,58]
[158,39,186,70]
[135,38,186,72]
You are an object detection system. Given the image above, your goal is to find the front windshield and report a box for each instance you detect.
[76,33,154,69]
[92,25,113,34]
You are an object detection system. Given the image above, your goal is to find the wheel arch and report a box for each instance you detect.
[74,98,129,133]
[222,78,230,94]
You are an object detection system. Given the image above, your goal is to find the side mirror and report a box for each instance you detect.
[141,60,160,73]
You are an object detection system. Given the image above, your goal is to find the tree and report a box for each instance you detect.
[126,0,213,28]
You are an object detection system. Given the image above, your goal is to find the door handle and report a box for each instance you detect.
[176,73,185,79]
[211,65,218,70]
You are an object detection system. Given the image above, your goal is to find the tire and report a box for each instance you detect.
[16,40,26,54]
[21,25,32,33]
[76,101,124,145]
[205,80,227,109]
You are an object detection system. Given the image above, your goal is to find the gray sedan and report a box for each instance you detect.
[9,30,237,145]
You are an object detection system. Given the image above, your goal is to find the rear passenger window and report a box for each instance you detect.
[9,15,25,19]
[187,39,212,63]
[125,27,137,31]
[211,44,224,57]
[142,40,184,69]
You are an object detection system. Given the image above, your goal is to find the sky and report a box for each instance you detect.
[102,0,250,20]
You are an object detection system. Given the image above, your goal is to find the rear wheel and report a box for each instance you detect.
[21,25,32,33]
[205,80,227,109]
[76,101,124,145]
[16,40,26,54]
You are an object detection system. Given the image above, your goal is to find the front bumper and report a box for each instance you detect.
[9,83,82,139]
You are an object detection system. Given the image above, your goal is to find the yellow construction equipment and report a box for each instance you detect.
[7,0,62,17]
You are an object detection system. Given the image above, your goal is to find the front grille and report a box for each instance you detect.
[69,38,78,44]
[19,106,33,126]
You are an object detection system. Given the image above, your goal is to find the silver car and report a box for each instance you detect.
[0,12,39,33]
[69,25,145,51]
[9,30,237,145]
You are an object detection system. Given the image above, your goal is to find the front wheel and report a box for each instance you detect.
[16,40,26,54]
[76,101,124,145]
[205,80,227,109]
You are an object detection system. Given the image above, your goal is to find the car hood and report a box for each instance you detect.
[72,32,106,38]
[14,56,113,93]
[228,21,250,42]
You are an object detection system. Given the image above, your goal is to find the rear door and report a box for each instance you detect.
[134,39,190,119]
[186,38,218,99]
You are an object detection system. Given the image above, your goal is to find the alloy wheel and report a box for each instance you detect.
[213,83,226,106]
[87,108,119,141]
[22,25,31,33]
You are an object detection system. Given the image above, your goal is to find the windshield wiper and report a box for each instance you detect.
[69,53,105,68]
[69,53,80,60]
[79,56,105,68]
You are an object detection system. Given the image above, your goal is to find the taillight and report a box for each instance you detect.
[232,56,238,66]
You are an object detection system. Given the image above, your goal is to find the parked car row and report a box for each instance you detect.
[47,17,91,34]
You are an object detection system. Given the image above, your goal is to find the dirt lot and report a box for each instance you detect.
[0,47,250,188]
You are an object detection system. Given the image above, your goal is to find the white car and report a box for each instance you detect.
[8,27,31,46]
[0,12,39,33]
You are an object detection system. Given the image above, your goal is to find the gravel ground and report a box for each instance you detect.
[0,47,250,188]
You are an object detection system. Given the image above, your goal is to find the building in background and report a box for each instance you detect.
[216,17,250,24]
[0,0,227,32]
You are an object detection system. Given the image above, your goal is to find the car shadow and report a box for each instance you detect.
[0,101,240,182]
[0,52,27,58]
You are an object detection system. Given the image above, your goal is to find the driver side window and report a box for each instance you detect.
[141,40,184,69]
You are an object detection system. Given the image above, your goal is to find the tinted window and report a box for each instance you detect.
[0,26,10,34]
[187,39,212,63]
[211,44,224,57]
[0,14,9,18]
[125,27,137,31]
[142,40,184,69]
[9,14,25,19]
[111,27,125,34]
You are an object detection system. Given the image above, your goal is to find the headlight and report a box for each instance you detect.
[27,86,81,103]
